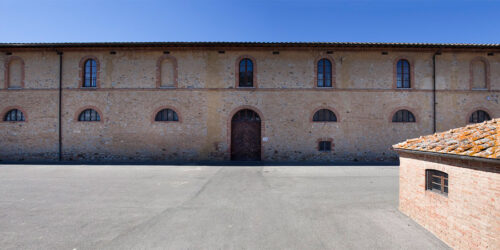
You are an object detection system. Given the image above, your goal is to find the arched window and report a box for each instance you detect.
[317,58,332,87]
[313,109,337,122]
[239,58,253,87]
[78,109,101,122]
[7,57,24,88]
[396,59,411,88]
[392,109,416,123]
[155,109,179,122]
[83,59,97,87]
[471,59,487,89]
[4,109,25,122]
[469,110,491,123]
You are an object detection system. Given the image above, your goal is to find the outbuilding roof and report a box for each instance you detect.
[393,119,499,160]
[0,41,499,49]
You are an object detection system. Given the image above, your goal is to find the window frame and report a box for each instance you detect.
[238,58,254,88]
[316,58,333,88]
[425,169,448,196]
[75,107,102,122]
[3,108,26,122]
[79,56,100,88]
[318,140,332,152]
[154,108,180,122]
[391,109,416,123]
[312,108,338,122]
[468,110,491,124]
[393,57,413,89]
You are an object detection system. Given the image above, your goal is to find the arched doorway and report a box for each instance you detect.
[231,109,261,161]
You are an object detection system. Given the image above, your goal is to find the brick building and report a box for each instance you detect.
[0,42,499,162]
[394,119,499,249]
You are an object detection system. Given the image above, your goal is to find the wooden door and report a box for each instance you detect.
[231,109,261,161]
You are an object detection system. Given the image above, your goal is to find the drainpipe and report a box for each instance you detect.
[432,50,440,133]
[57,51,63,161]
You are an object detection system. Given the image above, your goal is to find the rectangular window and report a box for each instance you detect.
[319,141,331,152]
[425,170,448,196]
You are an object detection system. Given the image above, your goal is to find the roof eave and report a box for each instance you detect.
[393,148,500,165]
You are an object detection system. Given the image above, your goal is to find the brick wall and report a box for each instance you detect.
[0,48,499,162]
[399,151,500,249]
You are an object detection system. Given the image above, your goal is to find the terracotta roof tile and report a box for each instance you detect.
[393,119,500,160]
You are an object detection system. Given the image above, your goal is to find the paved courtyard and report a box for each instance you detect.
[0,165,449,249]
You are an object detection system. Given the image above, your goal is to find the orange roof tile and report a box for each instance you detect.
[393,119,500,160]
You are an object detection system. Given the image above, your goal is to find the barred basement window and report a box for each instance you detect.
[317,58,332,87]
[469,110,491,123]
[155,109,179,122]
[426,170,448,196]
[396,59,411,88]
[392,109,416,123]
[239,58,254,87]
[313,109,337,122]
[318,141,331,152]
[78,109,101,122]
[4,109,25,122]
[83,59,97,87]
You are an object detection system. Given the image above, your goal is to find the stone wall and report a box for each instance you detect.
[398,152,499,249]
[0,48,499,162]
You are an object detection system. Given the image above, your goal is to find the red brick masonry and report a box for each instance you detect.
[398,152,499,249]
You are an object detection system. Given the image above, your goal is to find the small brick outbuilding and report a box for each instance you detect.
[393,119,499,249]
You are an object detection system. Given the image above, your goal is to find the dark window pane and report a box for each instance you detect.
[78,109,100,122]
[392,110,416,123]
[155,109,179,122]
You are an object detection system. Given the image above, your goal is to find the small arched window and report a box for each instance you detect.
[392,109,416,123]
[313,109,337,122]
[396,59,411,88]
[317,58,332,87]
[4,109,25,122]
[78,109,101,122]
[155,109,179,122]
[83,59,97,87]
[469,110,491,123]
[239,58,254,87]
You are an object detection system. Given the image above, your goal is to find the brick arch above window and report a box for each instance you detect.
[310,106,340,122]
[393,57,415,89]
[4,56,25,89]
[467,107,492,124]
[235,55,257,88]
[389,107,418,123]
[314,55,336,88]
[156,54,178,88]
[74,106,103,122]
[1,106,28,122]
[152,106,182,123]
[78,56,100,88]
[469,57,490,90]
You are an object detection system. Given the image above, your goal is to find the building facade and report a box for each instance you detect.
[394,119,499,249]
[0,42,499,163]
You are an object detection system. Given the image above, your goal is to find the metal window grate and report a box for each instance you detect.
[155,109,179,122]
[317,58,332,87]
[396,59,411,88]
[426,170,448,196]
[83,59,97,87]
[319,141,331,152]
[392,109,416,123]
[78,109,100,122]
[313,109,337,122]
[4,109,25,121]
[469,110,491,123]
